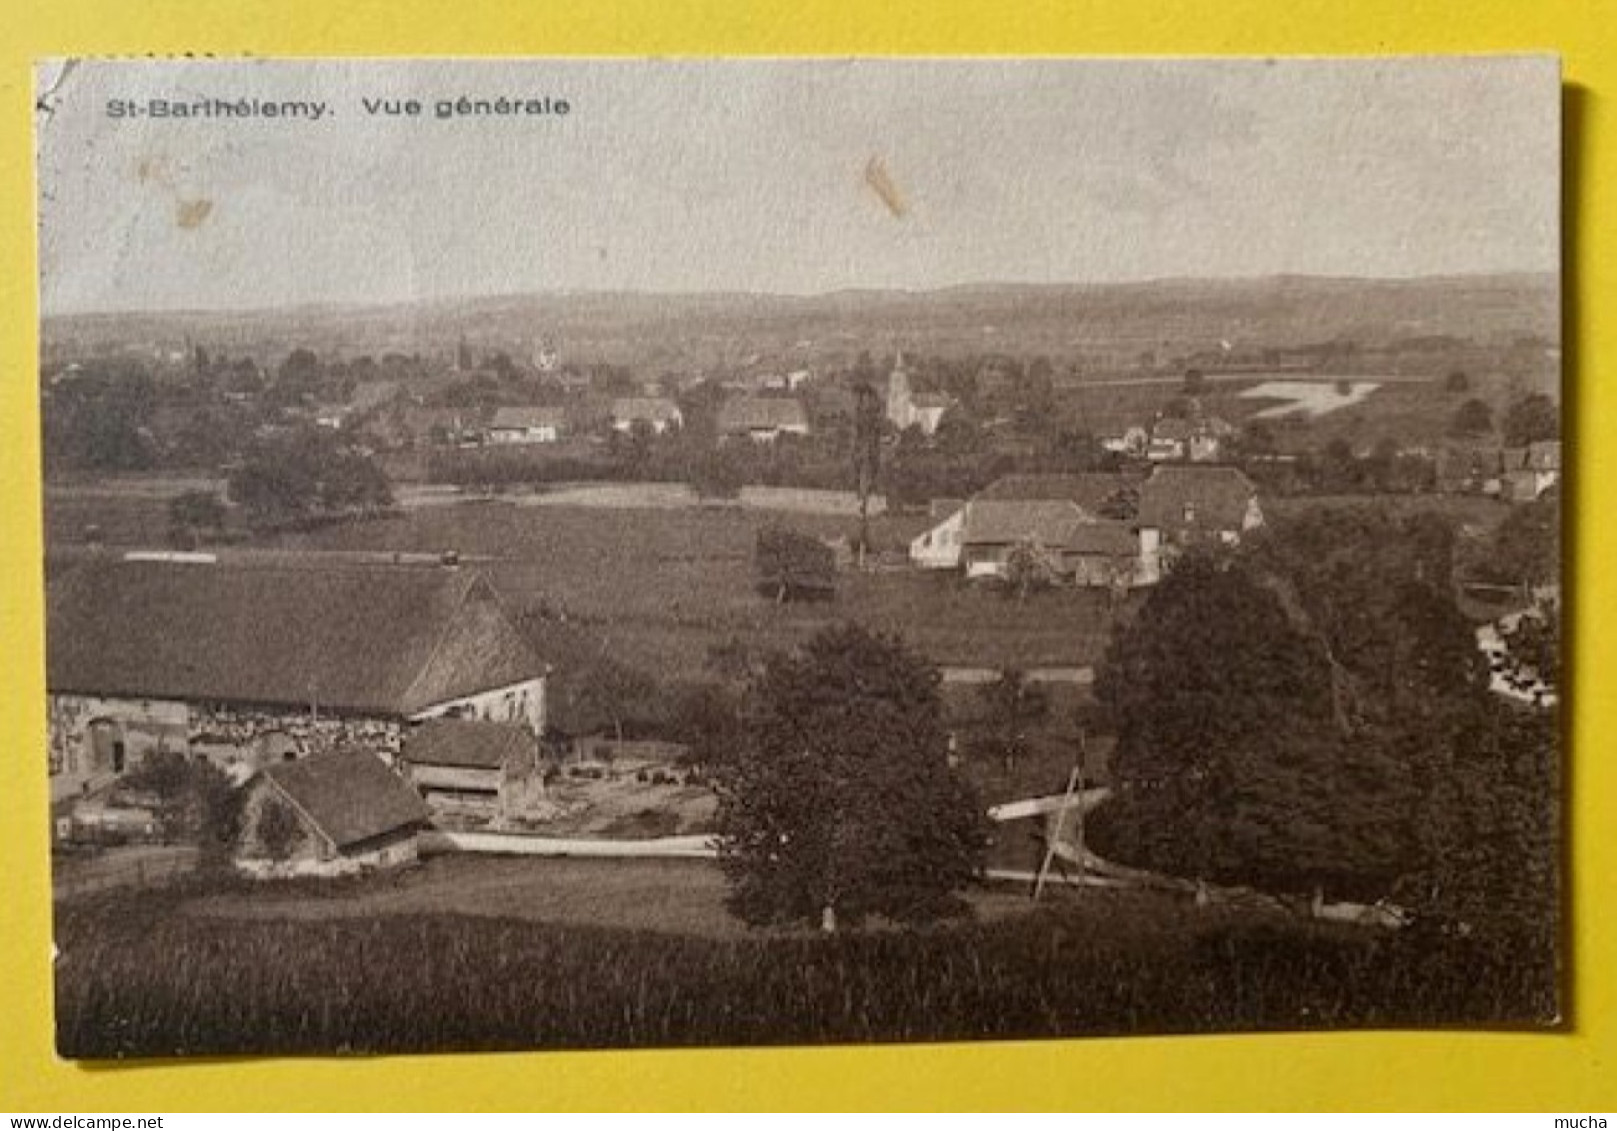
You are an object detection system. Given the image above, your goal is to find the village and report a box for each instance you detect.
[42,307,1562,902]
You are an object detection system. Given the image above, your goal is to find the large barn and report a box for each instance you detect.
[46,556,550,804]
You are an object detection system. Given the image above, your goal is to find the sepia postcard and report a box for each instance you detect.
[36,56,1563,1058]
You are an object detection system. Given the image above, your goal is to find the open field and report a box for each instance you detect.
[55,865,1556,1056]
[279,502,1127,671]
[181,855,1049,938]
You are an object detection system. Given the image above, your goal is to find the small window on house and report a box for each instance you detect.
[1183,503,1196,523]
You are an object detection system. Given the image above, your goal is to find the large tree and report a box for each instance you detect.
[754,523,836,603]
[1091,552,1393,893]
[712,624,986,931]
[1501,392,1559,447]
[1093,510,1557,932]
[227,427,393,526]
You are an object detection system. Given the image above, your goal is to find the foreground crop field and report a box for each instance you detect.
[55,867,1556,1057]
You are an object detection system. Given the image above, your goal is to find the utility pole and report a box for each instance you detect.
[1032,729,1088,902]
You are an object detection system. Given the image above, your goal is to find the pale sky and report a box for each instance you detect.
[36,56,1560,315]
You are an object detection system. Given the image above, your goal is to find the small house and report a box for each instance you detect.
[610,396,684,435]
[1136,465,1263,564]
[235,750,431,878]
[718,396,810,442]
[487,405,567,444]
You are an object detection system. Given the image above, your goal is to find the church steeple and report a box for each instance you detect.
[886,350,913,431]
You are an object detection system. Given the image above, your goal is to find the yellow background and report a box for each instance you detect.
[2,0,1613,1112]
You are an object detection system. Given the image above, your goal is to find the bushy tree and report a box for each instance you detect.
[1092,553,1378,891]
[690,445,746,501]
[712,625,987,931]
[1094,511,1558,933]
[975,667,1049,770]
[573,657,660,742]
[227,428,393,526]
[121,751,242,864]
[1501,393,1558,447]
[1487,495,1560,589]
[754,523,835,603]
[1450,398,1494,437]
[42,364,159,471]
[1002,538,1059,600]
[168,490,228,546]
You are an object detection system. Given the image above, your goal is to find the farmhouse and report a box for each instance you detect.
[236,750,431,878]
[487,405,567,444]
[610,396,684,435]
[398,717,546,823]
[960,499,1140,588]
[910,474,1146,581]
[47,557,549,803]
[718,396,810,442]
[1136,465,1263,558]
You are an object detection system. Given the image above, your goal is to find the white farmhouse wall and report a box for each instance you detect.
[409,676,546,735]
[909,509,965,569]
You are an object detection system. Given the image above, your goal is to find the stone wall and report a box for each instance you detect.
[48,694,406,802]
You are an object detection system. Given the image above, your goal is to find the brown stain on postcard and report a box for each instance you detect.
[864,156,909,218]
[175,199,213,229]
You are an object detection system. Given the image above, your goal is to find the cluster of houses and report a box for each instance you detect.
[1101,411,1236,463]
[47,555,558,877]
[909,465,1264,591]
[323,352,958,452]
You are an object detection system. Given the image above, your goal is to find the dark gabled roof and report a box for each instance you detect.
[1060,521,1140,558]
[1137,466,1258,533]
[262,751,429,849]
[718,396,809,433]
[489,405,567,431]
[611,396,682,423]
[48,559,545,716]
[963,499,1091,547]
[975,473,1137,515]
[402,718,534,770]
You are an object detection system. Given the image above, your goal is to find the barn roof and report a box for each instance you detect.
[1137,465,1258,533]
[718,396,809,433]
[611,396,683,423]
[402,718,534,770]
[262,751,429,849]
[963,499,1091,547]
[1061,521,1140,558]
[975,473,1137,515]
[47,559,545,716]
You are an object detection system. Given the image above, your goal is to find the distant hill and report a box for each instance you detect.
[43,273,1559,370]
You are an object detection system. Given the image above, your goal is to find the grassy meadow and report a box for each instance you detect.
[55,864,1558,1058]
[281,501,1128,671]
